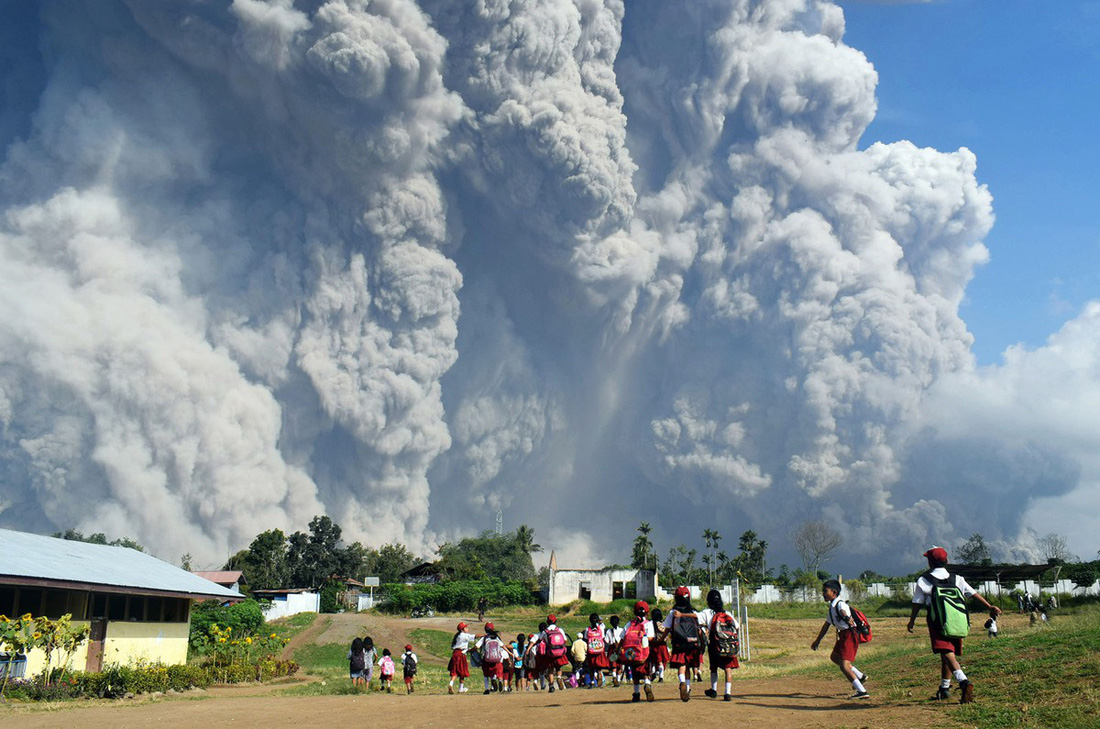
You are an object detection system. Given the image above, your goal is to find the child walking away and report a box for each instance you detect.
[647,608,669,682]
[570,632,588,685]
[348,637,368,688]
[512,634,527,691]
[448,622,476,694]
[700,589,740,702]
[604,615,625,687]
[379,649,396,693]
[811,580,868,700]
[907,547,1002,704]
[540,615,571,692]
[583,613,609,688]
[985,609,999,638]
[529,623,549,690]
[361,636,377,689]
[621,600,655,703]
[477,623,507,694]
[402,644,418,694]
[660,586,705,702]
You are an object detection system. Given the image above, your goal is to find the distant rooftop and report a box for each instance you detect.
[192,570,247,586]
[0,528,242,601]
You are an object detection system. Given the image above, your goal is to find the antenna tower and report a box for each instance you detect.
[495,508,503,536]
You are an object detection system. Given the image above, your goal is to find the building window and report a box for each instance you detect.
[89,593,108,619]
[147,597,164,622]
[0,586,15,617]
[108,594,127,621]
[128,596,146,621]
[43,590,69,619]
[578,583,591,600]
[625,582,637,600]
[612,582,624,600]
[15,588,43,616]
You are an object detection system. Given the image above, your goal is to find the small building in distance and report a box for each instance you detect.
[545,551,658,606]
[192,570,247,595]
[0,528,242,676]
[251,588,320,621]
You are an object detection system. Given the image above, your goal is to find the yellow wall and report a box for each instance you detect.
[19,620,188,677]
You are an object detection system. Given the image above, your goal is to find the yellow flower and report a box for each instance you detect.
[270,633,278,639]
[225,627,231,633]
[32,632,42,639]
[245,637,252,644]
[219,638,227,643]
[21,613,33,621]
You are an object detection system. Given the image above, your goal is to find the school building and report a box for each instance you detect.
[544,551,658,606]
[0,528,242,677]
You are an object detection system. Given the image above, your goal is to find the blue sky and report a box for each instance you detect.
[839,0,1100,365]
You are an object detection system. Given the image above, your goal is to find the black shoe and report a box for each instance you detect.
[483,690,491,695]
[723,693,732,702]
[860,674,869,685]
[705,688,718,698]
[959,680,974,704]
[632,693,641,702]
[548,685,555,694]
[931,687,950,701]
[848,691,870,700]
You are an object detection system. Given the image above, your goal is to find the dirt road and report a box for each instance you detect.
[6,676,953,728]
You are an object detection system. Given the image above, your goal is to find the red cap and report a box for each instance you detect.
[634,600,650,613]
[547,614,557,623]
[457,622,468,630]
[485,622,495,630]
[923,546,949,563]
[405,644,412,651]
[674,586,690,598]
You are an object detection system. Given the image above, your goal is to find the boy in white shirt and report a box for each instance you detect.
[811,579,868,699]
[907,546,1001,704]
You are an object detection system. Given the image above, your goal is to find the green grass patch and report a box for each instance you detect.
[266,611,318,641]
[776,605,1100,727]
[409,629,455,661]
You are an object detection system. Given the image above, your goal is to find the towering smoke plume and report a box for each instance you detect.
[1,0,1096,571]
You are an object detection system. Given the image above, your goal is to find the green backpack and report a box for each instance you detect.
[925,572,970,638]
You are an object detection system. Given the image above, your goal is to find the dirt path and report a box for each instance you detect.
[4,677,954,728]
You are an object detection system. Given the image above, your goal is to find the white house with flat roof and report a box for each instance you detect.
[0,528,241,677]
[545,551,658,606]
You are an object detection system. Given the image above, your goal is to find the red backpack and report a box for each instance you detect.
[585,626,605,655]
[619,620,650,666]
[546,627,568,658]
[849,605,873,643]
[710,611,740,658]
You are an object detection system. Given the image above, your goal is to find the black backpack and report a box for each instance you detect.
[403,652,417,675]
[350,649,365,672]
[671,609,701,652]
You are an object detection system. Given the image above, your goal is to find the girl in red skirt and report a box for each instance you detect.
[477,622,506,694]
[659,586,705,702]
[647,607,670,682]
[447,621,476,694]
[538,614,571,692]
[622,600,655,702]
[582,613,609,687]
[700,588,739,701]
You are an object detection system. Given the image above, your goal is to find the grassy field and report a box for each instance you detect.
[273,600,1100,726]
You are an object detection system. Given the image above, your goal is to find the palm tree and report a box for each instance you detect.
[703,529,722,586]
[515,524,542,555]
[633,522,655,570]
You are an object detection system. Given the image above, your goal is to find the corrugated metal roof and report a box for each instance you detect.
[0,528,241,601]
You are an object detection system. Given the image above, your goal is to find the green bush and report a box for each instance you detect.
[381,580,538,613]
[189,599,266,653]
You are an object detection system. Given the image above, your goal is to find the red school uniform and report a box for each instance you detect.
[664,609,704,668]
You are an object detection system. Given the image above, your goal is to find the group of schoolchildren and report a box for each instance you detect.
[347,635,420,693]
[351,545,1006,707]
[445,586,742,703]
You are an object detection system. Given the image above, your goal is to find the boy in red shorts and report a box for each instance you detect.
[907,546,1001,704]
[811,579,869,699]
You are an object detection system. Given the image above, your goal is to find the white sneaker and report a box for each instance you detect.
[459,686,468,693]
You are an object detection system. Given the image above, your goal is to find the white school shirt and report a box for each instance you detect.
[452,631,476,652]
[912,568,976,606]
[402,651,418,667]
[826,597,854,631]
[604,625,624,646]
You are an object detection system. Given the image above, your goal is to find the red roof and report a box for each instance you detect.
[192,570,246,586]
